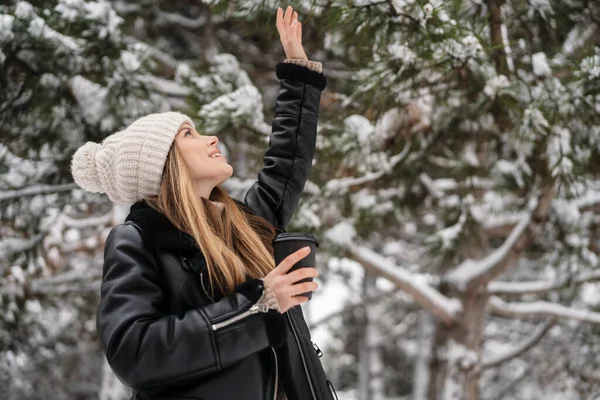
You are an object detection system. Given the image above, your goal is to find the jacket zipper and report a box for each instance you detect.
[211,302,269,331]
[200,271,215,302]
[312,341,323,358]
[271,346,278,400]
[286,312,317,400]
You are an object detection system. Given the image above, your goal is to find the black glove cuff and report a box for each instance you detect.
[276,62,328,90]
[235,277,265,303]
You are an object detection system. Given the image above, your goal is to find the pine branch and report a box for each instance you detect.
[0,233,44,260]
[156,11,207,29]
[488,296,600,324]
[347,0,420,25]
[324,143,410,194]
[446,206,533,292]
[348,246,462,325]
[447,186,555,292]
[481,317,556,370]
[0,183,78,202]
[488,270,600,296]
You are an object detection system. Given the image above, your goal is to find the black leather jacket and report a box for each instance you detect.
[96,62,338,400]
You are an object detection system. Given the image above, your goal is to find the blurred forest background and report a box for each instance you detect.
[1,0,600,399]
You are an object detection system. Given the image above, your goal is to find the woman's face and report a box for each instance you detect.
[174,122,233,198]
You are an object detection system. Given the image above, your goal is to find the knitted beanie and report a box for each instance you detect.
[71,111,194,204]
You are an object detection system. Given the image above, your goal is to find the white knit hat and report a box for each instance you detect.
[71,111,194,204]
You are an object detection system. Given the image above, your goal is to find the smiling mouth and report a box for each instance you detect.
[209,153,226,161]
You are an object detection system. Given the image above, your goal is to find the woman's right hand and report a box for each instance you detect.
[263,246,319,313]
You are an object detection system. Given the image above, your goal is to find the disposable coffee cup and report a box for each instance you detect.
[272,232,319,300]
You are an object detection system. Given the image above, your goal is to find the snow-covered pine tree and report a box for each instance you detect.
[0,0,178,397]
[0,1,280,398]
[203,0,600,399]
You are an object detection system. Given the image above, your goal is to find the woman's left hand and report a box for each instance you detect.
[276,5,308,61]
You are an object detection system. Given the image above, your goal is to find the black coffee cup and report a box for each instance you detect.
[272,232,319,300]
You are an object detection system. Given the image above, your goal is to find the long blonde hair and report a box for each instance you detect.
[144,141,277,297]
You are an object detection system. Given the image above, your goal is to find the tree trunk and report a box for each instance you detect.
[412,311,434,400]
[462,292,486,400]
[427,292,485,399]
[357,272,372,400]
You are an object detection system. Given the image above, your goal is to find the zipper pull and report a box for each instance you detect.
[250,303,270,314]
[312,341,323,358]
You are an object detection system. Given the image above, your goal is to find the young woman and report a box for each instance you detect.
[71,5,337,400]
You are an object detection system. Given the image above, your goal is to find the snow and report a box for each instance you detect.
[344,114,374,147]
[580,52,600,79]
[69,75,108,124]
[55,0,123,39]
[199,84,270,136]
[501,20,514,72]
[529,0,553,20]
[489,297,600,324]
[30,16,71,49]
[447,205,534,289]
[581,283,600,307]
[484,75,510,99]
[488,280,555,295]
[387,42,417,65]
[532,52,552,77]
[0,13,15,42]
[571,190,600,210]
[351,188,378,210]
[352,246,462,321]
[119,50,141,72]
[434,34,483,64]
[15,2,34,19]
[324,220,357,246]
[304,256,364,348]
[547,126,572,177]
[433,211,466,250]
[139,74,190,97]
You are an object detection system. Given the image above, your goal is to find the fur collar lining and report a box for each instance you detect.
[123,198,253,255]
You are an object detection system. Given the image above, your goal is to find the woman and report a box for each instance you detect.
[71,5,337,400]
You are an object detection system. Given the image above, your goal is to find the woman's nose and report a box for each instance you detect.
[207,136,218,146]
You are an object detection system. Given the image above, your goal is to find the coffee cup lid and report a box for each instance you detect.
[272,232,319,246]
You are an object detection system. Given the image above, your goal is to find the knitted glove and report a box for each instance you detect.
[256,278,282,313]
[283,58,323,73]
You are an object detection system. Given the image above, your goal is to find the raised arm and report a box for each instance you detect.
[243,60,326,231]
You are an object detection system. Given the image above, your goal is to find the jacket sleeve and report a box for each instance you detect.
[243,61,327,232]
[96,224,282,392]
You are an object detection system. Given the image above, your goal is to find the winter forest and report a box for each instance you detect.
[1,0,600,399]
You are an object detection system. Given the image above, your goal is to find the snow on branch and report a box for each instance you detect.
[157,12,208,29]
[0,233,44,260]
[0,183,78,202]
[324,143,410,194]
[349,246,462,325]
[488,296,600,324]
[138,74,190,97]
[481,318,556,370]
[477,190,600,239]
[572,190,600,212]
[419,173,495,199]
[446,206,534,292]
[488,270,600,296]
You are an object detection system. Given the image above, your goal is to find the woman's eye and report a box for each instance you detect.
[184,130,191,137]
